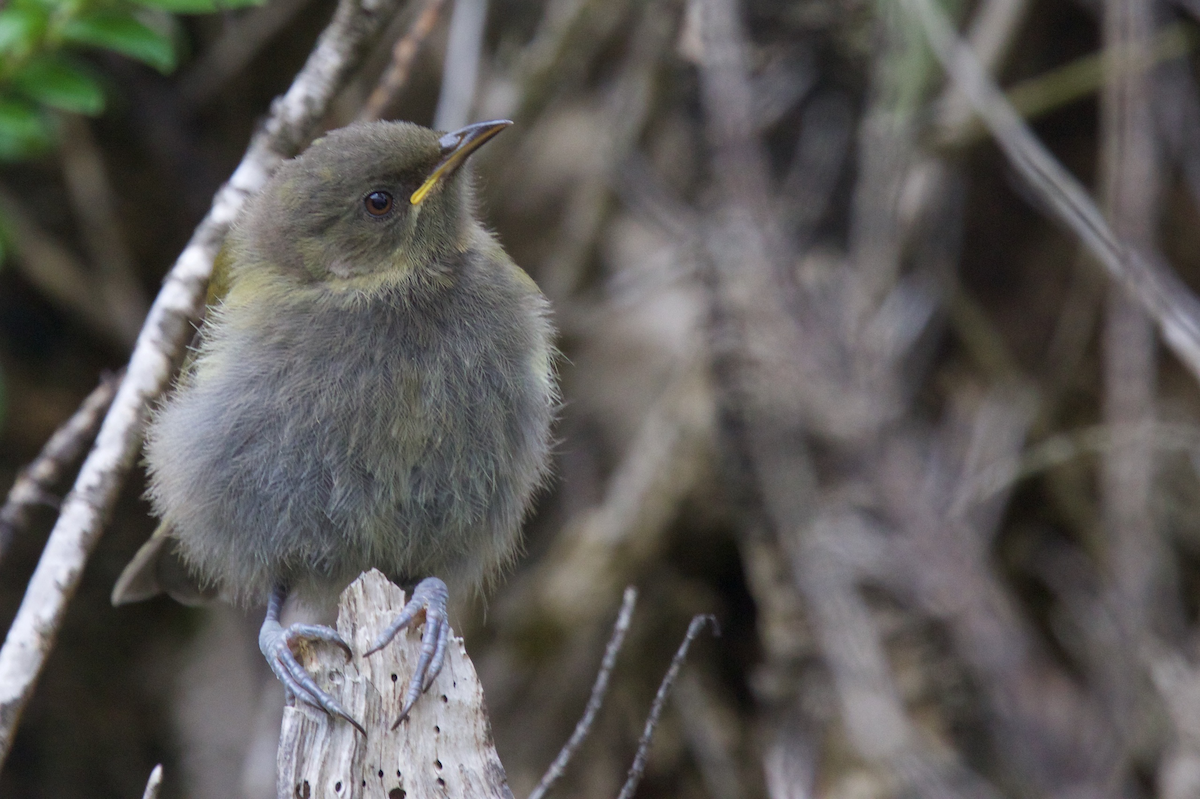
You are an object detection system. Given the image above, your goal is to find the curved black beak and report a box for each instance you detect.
[410,119,513,205]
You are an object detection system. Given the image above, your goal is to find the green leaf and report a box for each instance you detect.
[11,56,104,115]
[0,7,46,55]
[0,97,54,159]
[131,0,264,14]
[60,12,176,73]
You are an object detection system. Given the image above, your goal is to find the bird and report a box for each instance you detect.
[112,119,556,732]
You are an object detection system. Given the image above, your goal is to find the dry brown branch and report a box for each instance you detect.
[0,370,121,562]
[692,0,992,793]
[794,512,1000,798]
[932,0,1029,141]
[0,0,404,767]
[278,570,510,799]
[956,420,1200,506]
[358,0,448,121]
[777,92,853,243]
[1099,0,1165,639]
[528,586,637,799]
[615,614,716,799]
[902,0,1200,384]
[1149,648,1200,799]
[531,0,673,302]
[496,0,632,123]
[1156,57,1200,212]
[881,389,1122,796]
[846,7,919,328]
[762,721,816,799]
[433,0,487,130]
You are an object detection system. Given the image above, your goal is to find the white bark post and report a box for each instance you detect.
[277,570,512,799]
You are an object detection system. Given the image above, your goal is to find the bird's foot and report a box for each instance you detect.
[364,576,450,728]
[259,615,365,736]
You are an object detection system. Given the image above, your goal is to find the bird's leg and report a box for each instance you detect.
[259,584,365,735]
[364,576,450,728]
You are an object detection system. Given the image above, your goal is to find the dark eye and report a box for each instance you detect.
[364,190,394,216]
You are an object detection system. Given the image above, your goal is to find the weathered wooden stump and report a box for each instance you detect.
[277,570,512,799]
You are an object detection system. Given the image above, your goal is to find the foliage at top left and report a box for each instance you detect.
[0,0,265,160]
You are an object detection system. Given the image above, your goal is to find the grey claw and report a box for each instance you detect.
[261,621,366,736]
[363,577,449,727]
[423,620,450,692]
[287,623,353,659]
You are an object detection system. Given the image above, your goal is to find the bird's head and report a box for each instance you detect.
[230,119,511,289]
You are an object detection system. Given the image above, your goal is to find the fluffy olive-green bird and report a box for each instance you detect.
[113,119,556,731]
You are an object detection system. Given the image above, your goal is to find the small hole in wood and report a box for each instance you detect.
[434,725,440,734]
[296,781,311,799]
[335,782,342,792]
[391,673,398,683]
[397,770,402,778]
[437,778,445,788]
[388,790,406,799]
[361,781,366,788]
[440,694,448,703]
[378,770,384,779]
[434,759,442,770]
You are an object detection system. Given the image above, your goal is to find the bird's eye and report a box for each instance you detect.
[364,191,394,216]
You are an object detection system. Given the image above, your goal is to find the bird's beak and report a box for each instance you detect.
[410,119,513,206]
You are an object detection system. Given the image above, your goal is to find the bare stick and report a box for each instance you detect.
[0,370,121,563]
[934,0,1029,141]
[615,614,717,799]
[141,764,164,799]
[277,570,510,799]
[359,0,448,121]
[432,0,487,130]
[528,587,638,799]
[1099,0,1162,639]
[0,0,403,769]
[900,0,1200,384]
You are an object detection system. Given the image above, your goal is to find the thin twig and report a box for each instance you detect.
[359,0,448,121]
[433,0,487,130]
[901,0,1200,384]
[0,0,403,769]
[141,764,164,799]
[934,0,1029,140]
[1099,0,1163,643]
[0,370,122,563]
[615,614,717,799]
[959,420,1200,507]
[939,24,1192,149]
[528,586,638,799]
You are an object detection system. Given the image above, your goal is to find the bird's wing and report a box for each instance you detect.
[111,521,218,606]
[111,246,237,608]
